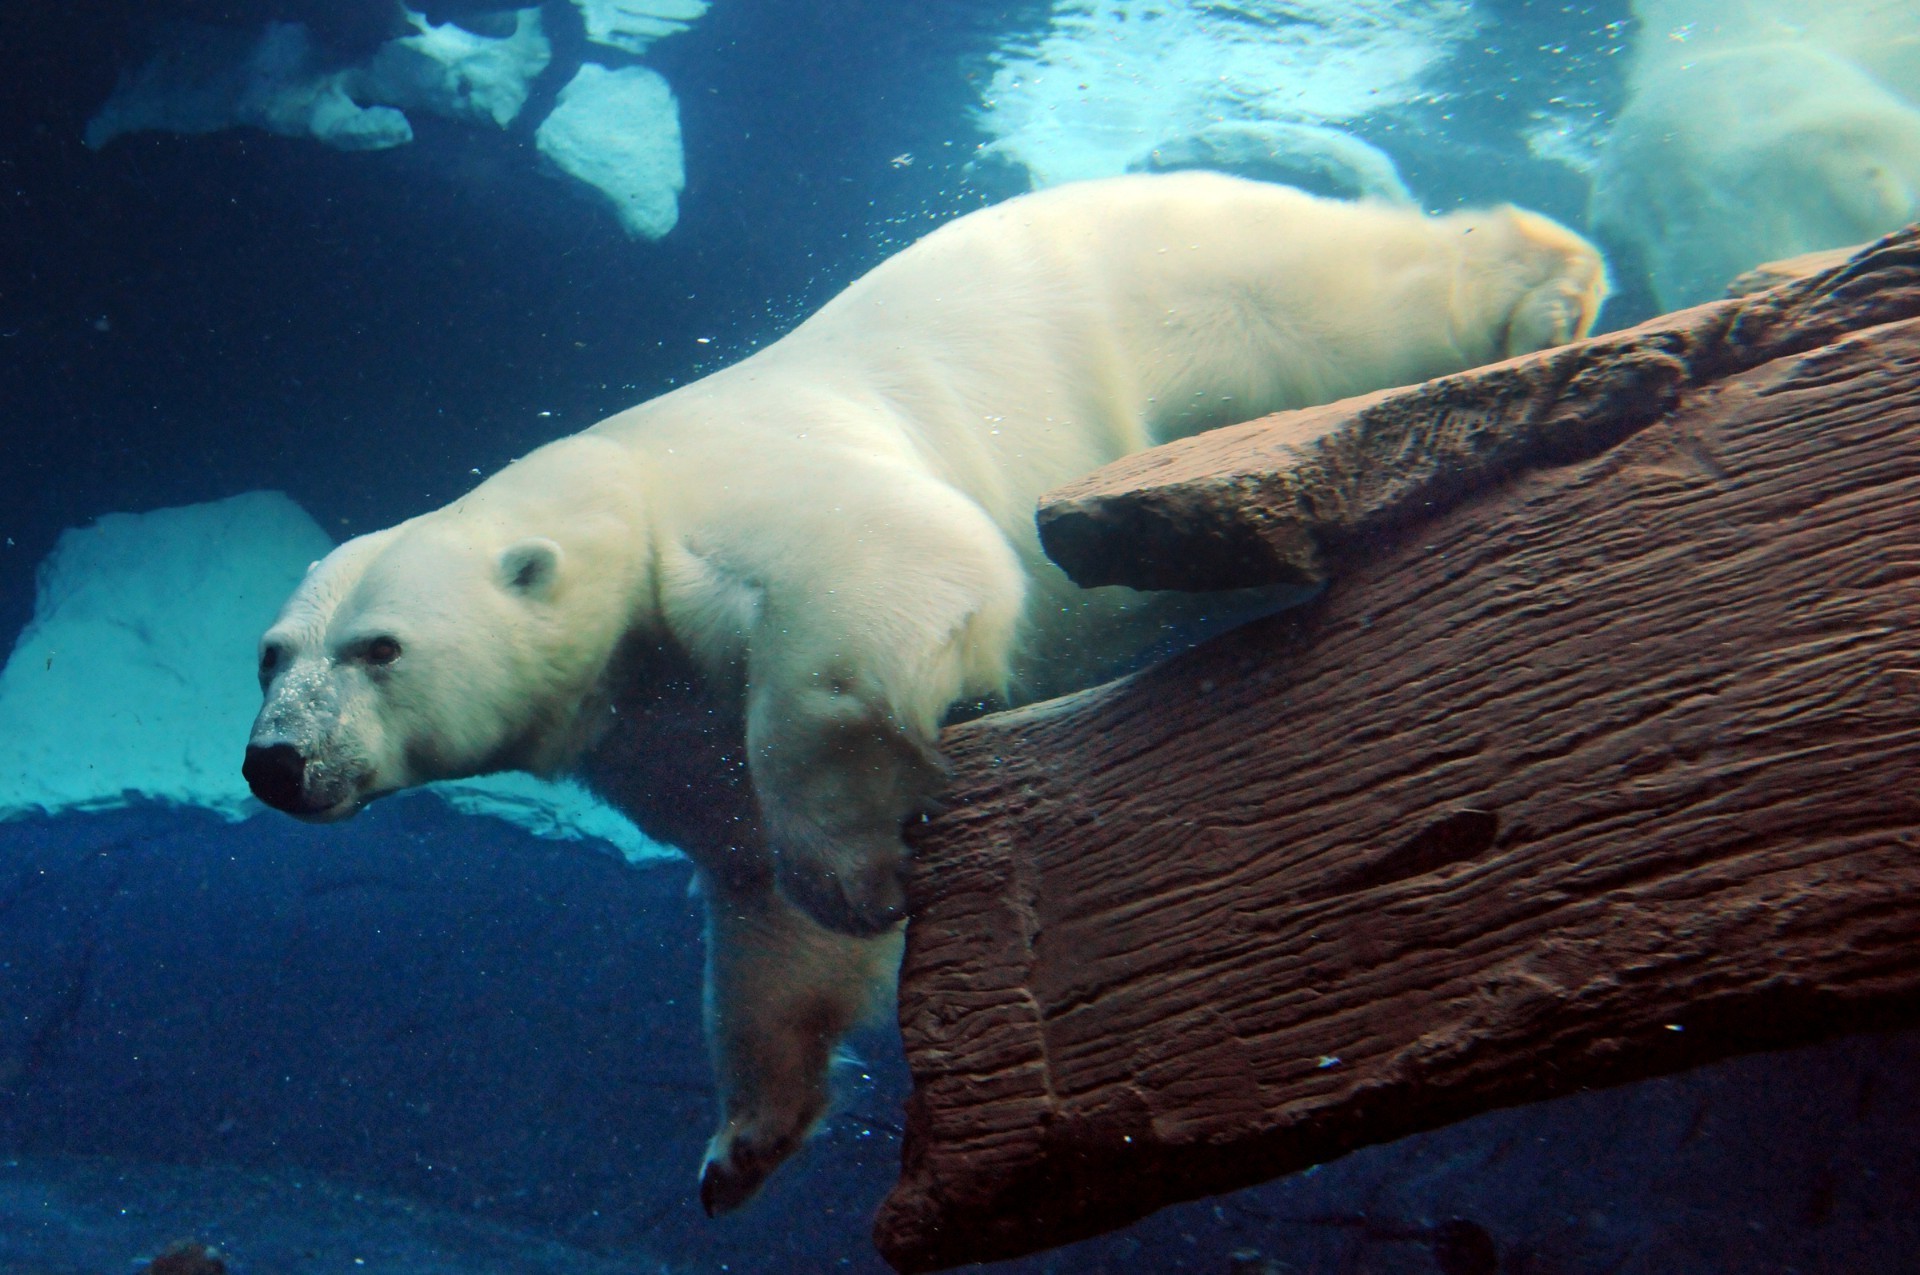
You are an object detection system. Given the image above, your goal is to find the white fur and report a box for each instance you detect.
[1595,2,1920,309]
[248,173,1607,1211]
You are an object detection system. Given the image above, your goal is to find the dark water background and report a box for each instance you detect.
[1,1,1916,1272]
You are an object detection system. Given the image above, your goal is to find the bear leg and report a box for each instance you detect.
[747,666,950,935]
[731,474,1025,936]
[696,872,902,1214]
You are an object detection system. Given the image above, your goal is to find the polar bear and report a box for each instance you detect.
[1594,2,1920,309]
[244,173,1607,1213]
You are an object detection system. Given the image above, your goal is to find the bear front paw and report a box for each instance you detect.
[776,850,907,937]
[700,1126,802,1216]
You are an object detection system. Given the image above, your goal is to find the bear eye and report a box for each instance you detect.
[363,636,403,666]
[258,644,285,677]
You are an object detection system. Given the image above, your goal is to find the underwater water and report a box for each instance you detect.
[2,0,1918,1271]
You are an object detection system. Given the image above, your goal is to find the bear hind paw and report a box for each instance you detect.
[699,1124,804,1216]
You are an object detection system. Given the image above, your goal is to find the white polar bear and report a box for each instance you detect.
[1594,1,1920,310]
[244,172,1607,1213]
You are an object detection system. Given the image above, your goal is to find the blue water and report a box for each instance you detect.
[2,1,1918,1271]
[6,806,1918,1274]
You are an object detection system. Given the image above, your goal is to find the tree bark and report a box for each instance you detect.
[874,229,1920,1272]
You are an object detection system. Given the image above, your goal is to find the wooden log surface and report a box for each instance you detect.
[874,239,1920,1271]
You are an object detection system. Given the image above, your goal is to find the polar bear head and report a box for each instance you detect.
[1457,204,1613,358]
[244,441,647,820]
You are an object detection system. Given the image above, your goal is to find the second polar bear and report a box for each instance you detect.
[1593,0,1920,309]
[244,173,1608,1212]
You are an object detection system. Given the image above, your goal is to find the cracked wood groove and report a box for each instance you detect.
[874,273,1920,1269]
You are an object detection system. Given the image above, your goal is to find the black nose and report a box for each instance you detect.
[244,742,309,813]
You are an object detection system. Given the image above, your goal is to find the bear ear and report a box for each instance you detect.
[499,537,562,598]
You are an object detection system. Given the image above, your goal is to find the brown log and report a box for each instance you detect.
[874,238,1920,1272]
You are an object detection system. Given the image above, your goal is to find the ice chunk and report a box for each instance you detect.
[572,0,712,55]
[0,493,331,819]
[535,64,686,240]
[86,22,413,152]
[0,493,674,865]
[86,7,551,152]
[83,7,693,242]
[434,771,667,862]
[353,7,552,129]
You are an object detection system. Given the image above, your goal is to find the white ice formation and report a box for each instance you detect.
[535,63,686,239]
[356,6,553,129]
[0,492,673,865]
[85,3,706,241]
[85,8,551,152]
[85,22,412,152]
[573,0,713,55]
[972,0,1479,189]
[525,0,709,240]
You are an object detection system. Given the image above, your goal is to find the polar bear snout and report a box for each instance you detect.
[243,741,313,814]
[242,710,375,820]
[241,730,371,821]
[246,673,375,820]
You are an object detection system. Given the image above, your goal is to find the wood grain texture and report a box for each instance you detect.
[875,312,1920,1270]
[1037,227,1920,593]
